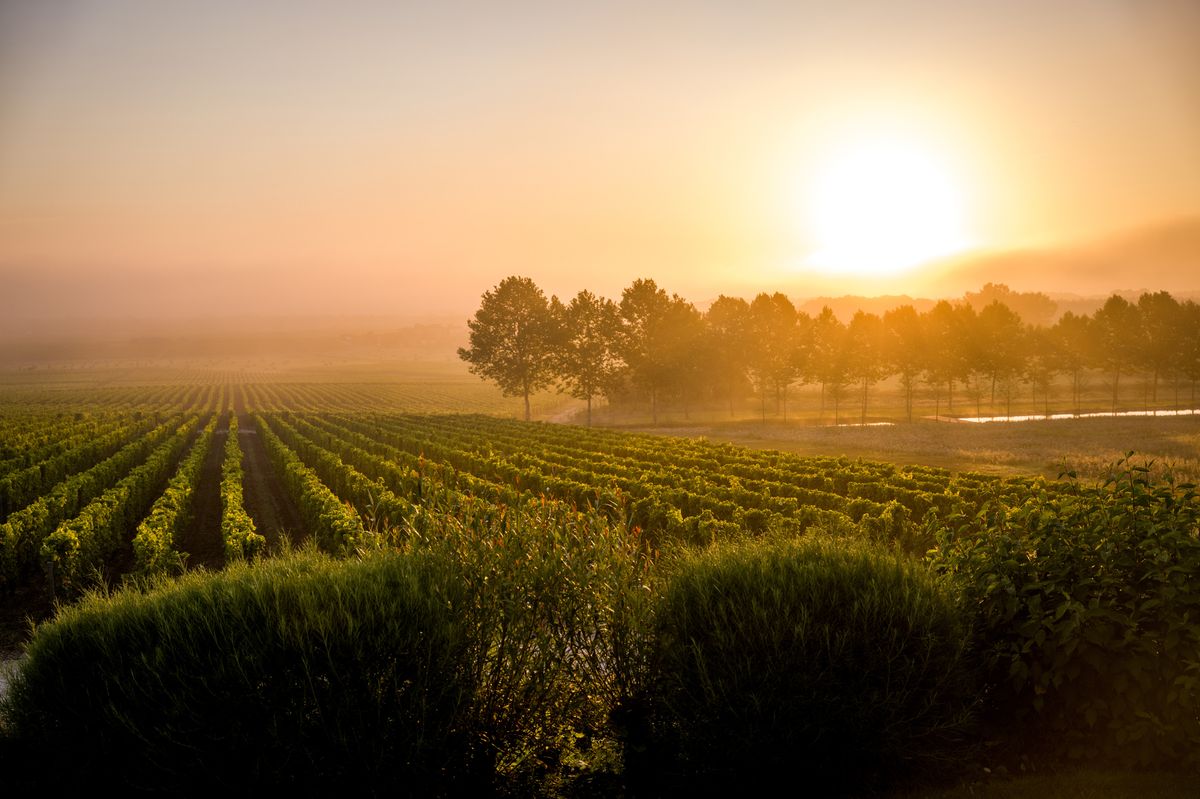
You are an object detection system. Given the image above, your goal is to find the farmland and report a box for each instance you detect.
[0,366,1197,794]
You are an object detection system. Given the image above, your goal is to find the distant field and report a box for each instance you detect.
[633,414,1200,482]
[0,360,578,418]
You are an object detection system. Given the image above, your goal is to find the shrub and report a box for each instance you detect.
[401,500,654,791]
[2,503,654,794]
[0,550,476,794]
[929,458,1200,769]
[629,535,975,793]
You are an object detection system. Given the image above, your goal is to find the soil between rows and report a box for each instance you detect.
[237,414,305,550]
[177,424,227,572]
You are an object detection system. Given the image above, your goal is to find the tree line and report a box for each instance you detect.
[459,276,1200,425]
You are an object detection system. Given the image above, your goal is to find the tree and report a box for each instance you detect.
[845,311,888,425]
[1136,291,1182,406]
[618,279,675,425]
[976,301,1026,411]
[1179,300,1200,411]
[1023,325,1059,418]
[1091,295,1144,414]
[963,282,1057,327]
[808,307,848,424]
[1051,312,1094,416]
[704,296,752,417]
[458,276,557,421]
[554,290,624,426]
[883,305,924,422]
[922,301,972,418]
[748,293,803,422]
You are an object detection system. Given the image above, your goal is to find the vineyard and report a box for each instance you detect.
[0,381,1057,599]
[1,378,1197,793]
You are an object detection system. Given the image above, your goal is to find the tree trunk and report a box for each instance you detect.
[524,390,531,422]
[860,377,868,426]
[586,395,592,427]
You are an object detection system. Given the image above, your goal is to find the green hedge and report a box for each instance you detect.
[628,535,975,793]
[1,551,476,793]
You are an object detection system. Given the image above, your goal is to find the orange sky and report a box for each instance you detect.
[1,1,1198,318]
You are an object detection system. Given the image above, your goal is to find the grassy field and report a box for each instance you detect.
[632,415,1200,481]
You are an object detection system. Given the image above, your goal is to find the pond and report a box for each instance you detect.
[955,408,1200,424]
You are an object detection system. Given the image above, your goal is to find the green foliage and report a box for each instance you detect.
[3,504,651,794]
[132,416,217,574]
[458,275,558,421]
[0,550,477,793]
[400,500,654,791]
[0,414,184,586]
[220,414,265,560]
[255,413,369,554]
[929,457,1200,769]
[630,535,975,793]
[41,417,198,590]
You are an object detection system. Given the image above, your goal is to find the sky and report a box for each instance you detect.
[1,0,1198,319]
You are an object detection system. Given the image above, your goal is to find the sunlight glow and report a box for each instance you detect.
[804,138,972,276]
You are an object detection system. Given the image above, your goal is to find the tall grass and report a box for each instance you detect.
[1,501,653,794]
[628,535,976,794]
[1,550,476,793]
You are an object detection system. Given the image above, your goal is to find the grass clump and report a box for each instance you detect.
[627,535,975,794]
[0,549,476,794]
[0,502,653,795]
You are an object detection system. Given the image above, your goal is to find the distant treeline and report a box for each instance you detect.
[459,277,1200,423]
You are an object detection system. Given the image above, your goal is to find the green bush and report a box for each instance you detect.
[629,535,975,793]
[2,503,654,794]
[929,458,1200,769]
[0,550,476,794]
[400,500,653,791]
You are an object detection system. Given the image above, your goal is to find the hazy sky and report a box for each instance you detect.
[2,0,1198,318]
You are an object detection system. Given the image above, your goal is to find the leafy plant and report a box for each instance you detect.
[929,456,1200,769]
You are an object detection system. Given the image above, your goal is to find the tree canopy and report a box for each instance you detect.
[458,276,557,421]
[460,275,1200,424]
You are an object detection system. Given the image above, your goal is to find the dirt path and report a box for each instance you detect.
[177,420,227,572]
[237,414,305,549]
[0,579,54,658]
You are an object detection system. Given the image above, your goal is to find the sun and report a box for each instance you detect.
[803,137,972,277]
